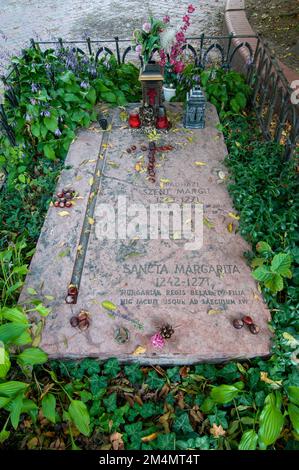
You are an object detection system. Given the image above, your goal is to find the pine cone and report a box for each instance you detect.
[160,323,174,339]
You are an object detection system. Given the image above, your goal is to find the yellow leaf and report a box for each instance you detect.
[88,217,95,225]
[89,177,94,186]
[58,211,70,217]
[101,300,117,311]
[77,245,83,255]
[132,345,147,356]
[187,136,194,143]
[227,222,234,233]
[203,217,214,229]
[282,332,299,347]
[75,175,83,181]
[228,212,240,220]
[96,170,101,177]
[135,163,142,172]
[99,154,104,160]
[163,197,174,203]
[194,161,206,166]
[160,178,171,184]
[141,433,158,443]
[119,111,128,122]
[260,372,282,388]
[208,309,223,315]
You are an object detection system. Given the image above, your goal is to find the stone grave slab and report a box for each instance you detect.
[20,103,271,363]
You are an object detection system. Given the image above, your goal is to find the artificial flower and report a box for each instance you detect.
[150,332,165,349]
[142,22,151,33]
[188,4,195,13]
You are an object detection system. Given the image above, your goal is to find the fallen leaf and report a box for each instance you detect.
[75,175,83,181]
[88,217,95,225]
[172,231,181,240]
[179,366,189,378]
[110,432,124,450]
[89,177,94,186]
[141,433,158,443]
[210,423,226,438]
[96,170,101,177]
[58,248,70,258]
[101,300,117,311]
[27,437,39,449]
[58,211,70,217]
[194,161,207,166]
[203,217,214,229]
[160,178,171,184]
[260,372,282,388]
[132,345,147,356]
[163,197,174,203]
[218,170,226,180]
[159,412,171,433]
[228,212,240,220]
[227,222,234,233]
[208,308,223,315]
[134,163,142,172]
[282,332,299,348]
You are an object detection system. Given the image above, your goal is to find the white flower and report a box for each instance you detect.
[160,27,177,54]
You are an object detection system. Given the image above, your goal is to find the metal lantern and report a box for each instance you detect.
[139,63,164,113]
[183,86,206,129]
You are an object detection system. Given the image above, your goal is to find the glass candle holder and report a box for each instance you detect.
[156,107,169,129]
[128,110,141,128]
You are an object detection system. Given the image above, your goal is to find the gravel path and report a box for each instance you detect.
[0,0,225,72]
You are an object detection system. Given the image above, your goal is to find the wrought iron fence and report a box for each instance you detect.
[0,34,298,160]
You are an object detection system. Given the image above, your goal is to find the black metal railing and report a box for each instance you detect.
[0,34,298,160]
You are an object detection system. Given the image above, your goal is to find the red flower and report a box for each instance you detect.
[188,4,195,13]
[174,61,185,74]
[183,14,190,24]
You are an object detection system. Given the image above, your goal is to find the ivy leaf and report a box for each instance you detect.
[156,432,176,450]
[238,430,258,450]
[124,363,143,384]
[103,392,117,413]
[173,412,193,434]
[146,371,165,390]
[103,358,120,377]
[68,400,90,436]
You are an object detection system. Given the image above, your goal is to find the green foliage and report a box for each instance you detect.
[252,248,293,293]
[201,68,251,119]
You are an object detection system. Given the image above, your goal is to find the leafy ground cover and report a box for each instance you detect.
[0,45,298,450]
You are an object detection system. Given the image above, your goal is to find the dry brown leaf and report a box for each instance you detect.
[159,383,170,398]
[58,211,70,217]
[124,393,135,407]
[210,423,226,438]
[27,437,39,449]
[159,412,171,433]
[141,432,158,443]
[260,372,282,388]
[110,432,124,450]
[179,366,189,378]
[132,345,146,356]
[190,406,204,423]
[176,391,186,410]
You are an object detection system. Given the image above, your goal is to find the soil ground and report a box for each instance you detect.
[246,0,299,73]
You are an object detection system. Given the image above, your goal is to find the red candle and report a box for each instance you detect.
[156,115,169,129]
[128,111,141,128]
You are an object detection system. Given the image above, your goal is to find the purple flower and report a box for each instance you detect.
[150,333,165,349]
[40,110,51,117]
[31,83,38,93]
[25,113,32,122]
[30,98,37,105]
[142,22,151,33]
[54,128,62,137]
[80,80,89,89]
[135,44,142,54]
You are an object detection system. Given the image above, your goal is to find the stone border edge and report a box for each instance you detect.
[223,0,299,84]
